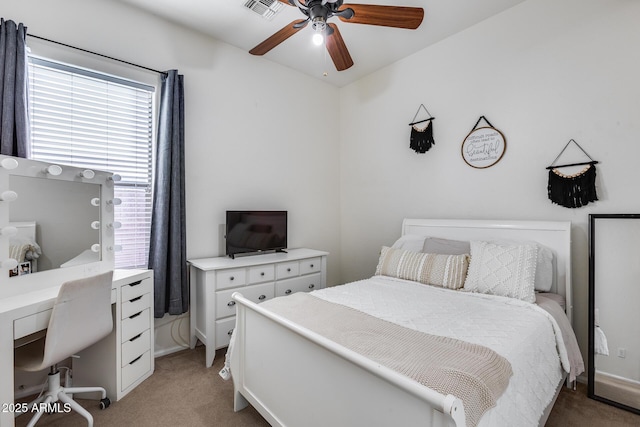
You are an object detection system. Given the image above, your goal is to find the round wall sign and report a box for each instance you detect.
[461,126,506,168]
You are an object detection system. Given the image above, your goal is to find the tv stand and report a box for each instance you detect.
[188,248,328,367]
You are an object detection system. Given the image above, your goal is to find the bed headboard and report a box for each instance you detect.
[401,218,572,322]
[9,221,36,241]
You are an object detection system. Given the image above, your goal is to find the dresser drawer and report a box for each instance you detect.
[299,257,322,275]
[215,317,236,348]
[217,268,246,290]
[276,273,321,297]
[216,282,274,319]
[121,292,150,319]
[276,261,299,279]
[249,265,275,284]
[121,277,152,302]
[122,349,151,391]
[121,308,150,342]
[122,329,151,367]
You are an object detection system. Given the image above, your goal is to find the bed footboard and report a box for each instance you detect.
[230,292,466,427]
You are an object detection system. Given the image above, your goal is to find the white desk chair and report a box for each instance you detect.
[14,271,114,427]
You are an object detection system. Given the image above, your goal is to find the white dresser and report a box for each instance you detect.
[189,248,328,367]
[72,269,155,401]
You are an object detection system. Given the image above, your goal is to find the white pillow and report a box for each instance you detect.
[390,235,426,252]
[534,244,554,292]
[490,240,554,292]
[464,241,538,303]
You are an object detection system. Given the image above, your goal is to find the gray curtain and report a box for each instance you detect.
[0,18,30,157]
[148,70,187,318]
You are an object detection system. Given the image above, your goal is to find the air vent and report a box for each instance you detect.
[244,0,285,21]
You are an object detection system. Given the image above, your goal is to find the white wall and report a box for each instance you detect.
[339,0,640,371]
[4,0,342,357]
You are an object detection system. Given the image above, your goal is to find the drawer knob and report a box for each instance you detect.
[227,301,236,307]
[308,284,315,289]
[258,295,266,300]
[287,268,291,272]
[229,276,235,281]
[228,329,234,336]
[285,289,292,295]
[310,264,314,268]
[260,272,265,276]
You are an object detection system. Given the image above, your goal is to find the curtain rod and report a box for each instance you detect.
[27,33,168,76]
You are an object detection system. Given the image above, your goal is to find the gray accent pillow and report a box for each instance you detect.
[422,237,471,255]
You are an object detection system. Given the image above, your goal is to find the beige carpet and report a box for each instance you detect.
[15,346,640,426]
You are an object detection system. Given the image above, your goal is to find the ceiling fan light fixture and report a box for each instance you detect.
[312,31,324,46]
[311,17,326,46]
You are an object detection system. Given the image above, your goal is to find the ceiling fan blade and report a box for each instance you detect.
[249,19,309,56]
[338,4,424,29]
[325,24,354,71]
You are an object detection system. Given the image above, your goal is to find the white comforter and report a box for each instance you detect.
[311,276,568,427]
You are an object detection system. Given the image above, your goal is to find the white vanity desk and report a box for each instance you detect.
[0,269,155,427]
[0,155,154,426]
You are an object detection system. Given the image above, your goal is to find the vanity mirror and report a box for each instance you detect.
[0,154,114,294]
[9,175,100,272]
[589,214,640,414]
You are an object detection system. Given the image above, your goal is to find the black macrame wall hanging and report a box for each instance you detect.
[546,139,599,208]
[408,104,435,154]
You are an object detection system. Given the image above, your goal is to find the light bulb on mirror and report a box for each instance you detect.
[0,226,18,237]
[0,190,18,202]
[2,258,19,270]
[44,165,62,176]
[91,244,101,253]
[109,174,122,182]
[108,245,123,252]
[91,221,101,230]
[91,198,101,207]
[108,221,122,229]
[79,169,95,179]
[1,157,19,170]
[107,198,122,206]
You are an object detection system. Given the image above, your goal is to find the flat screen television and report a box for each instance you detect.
[225,210,288,258]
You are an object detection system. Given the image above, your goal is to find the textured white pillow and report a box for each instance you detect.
[464,241,538,303]
[490,240,554,292]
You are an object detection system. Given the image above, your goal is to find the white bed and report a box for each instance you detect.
[228,219,580,427]
[8,221,40,273]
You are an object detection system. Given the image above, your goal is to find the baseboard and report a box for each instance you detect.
[154,343,190,359]
[594,371,640,409]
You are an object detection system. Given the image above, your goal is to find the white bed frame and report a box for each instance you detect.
[9,221,38,272]
[230,219,572,427]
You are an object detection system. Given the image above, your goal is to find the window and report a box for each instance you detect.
[27,57,155,269]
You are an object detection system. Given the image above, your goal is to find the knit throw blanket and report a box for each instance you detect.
[262,293,513,427]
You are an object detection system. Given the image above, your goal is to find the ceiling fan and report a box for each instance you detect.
[249,0,424,71]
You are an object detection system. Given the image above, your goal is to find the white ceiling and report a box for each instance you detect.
[118,0,525,87]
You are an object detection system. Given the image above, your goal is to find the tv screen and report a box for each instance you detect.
[225,211,287,258]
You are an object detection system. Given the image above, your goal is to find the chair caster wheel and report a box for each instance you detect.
[99,397,111,410]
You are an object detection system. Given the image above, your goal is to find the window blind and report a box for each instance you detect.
[28,57,155,269]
